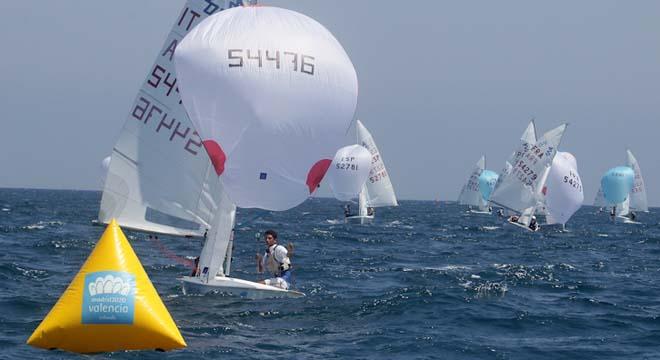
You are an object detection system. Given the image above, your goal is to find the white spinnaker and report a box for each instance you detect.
[489,124,567,214]
[494,120,537,193]
[458,156,486,209]
[327,145,372,201]
[544,152,584,225]
[626,149,648,212]
[356,120,398,207]
[175,6,358,211]
[593,187,607,207]
[98,1,242,237]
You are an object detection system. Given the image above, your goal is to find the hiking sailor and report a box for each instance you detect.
[256,230,292,290]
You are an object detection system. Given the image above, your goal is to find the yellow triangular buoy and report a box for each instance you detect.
[27,219,186,353]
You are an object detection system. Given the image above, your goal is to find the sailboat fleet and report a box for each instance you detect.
[92,1,651,301]
[456,120,647,231]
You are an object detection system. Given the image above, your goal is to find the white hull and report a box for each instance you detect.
[345,215,374,224]
[468,209,492,215]
[507,219,540,232]
[180,276,305,299]
[614,216,641,225]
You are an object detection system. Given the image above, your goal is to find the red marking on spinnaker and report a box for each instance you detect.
[203,140,226,176]
[542,186,548,196]
[306,159,332,194]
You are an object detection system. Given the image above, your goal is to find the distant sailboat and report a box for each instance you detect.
[458,156,498,214]
[489,123,567,231]
[593,187,607,211]
[600,149,647,223]
[345,120,398,224]
[601,166,635,223]
[626,149,648,214]
[458,156,487,213]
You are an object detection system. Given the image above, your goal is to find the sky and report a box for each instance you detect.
[0,1,659,204]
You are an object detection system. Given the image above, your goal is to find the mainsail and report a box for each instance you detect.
[489,124,567,215]
[626,149,648,212]
[356,120,398,207]
[98,1,243,237]
[593,187,606,207]
[458,156,486,210]
[493,120,537,193]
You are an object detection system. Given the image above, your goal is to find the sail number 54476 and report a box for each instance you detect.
[228,49,315,75]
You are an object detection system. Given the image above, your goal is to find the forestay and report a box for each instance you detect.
[544,152,584,225]
[356,120,398,207]
[489,124,566,213]
[327,145,372,201]
[98,1,243,237]
[175,6,359,211]
[626,149,648,212]
[458,156,486,208]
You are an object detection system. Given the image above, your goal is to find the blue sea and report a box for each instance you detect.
[2,188,660,359]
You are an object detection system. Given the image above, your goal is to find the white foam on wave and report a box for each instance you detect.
[482,226,500,231]
[424,265,471,272]
[326,219,342,225]
[1,208,10,212]
[22,220,64,230]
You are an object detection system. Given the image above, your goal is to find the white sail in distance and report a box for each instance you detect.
[593,187,607,207]
[626,149,648,212]
[544,152,584,225]
[356,120,398,207]
[98,1,244,237]
[327,145,372,201]
[458,156,486,210]
[489,124,567,214]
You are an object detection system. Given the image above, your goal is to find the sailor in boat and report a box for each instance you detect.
[610,206,616,220]
[528,216,539,232]
[344,204,352,218]
[256,230,292,290]
[367,207,375,216]
[191,256,200,277]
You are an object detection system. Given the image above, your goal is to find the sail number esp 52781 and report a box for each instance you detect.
[228,49,315,75]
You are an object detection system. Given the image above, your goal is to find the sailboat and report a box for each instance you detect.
[100,3,359,298]
[600,166,635,223]
[174,6,358,296]
[457,156,495,214]
[601,149,647,223]
[489,123,567,231]
[345,120,398,224]
[593,187,607,211]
